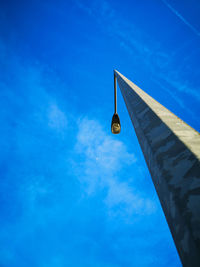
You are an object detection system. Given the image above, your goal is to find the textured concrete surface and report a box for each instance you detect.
[114,70,200,267]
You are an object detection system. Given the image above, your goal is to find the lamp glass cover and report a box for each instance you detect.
[111,113,121,134]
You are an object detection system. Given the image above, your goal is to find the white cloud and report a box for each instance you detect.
[105,179,156,216]
[75,118,157,216]
[163,76,200,101]
[48,103,67,131]
[76,118,136,173]
[161,0,200,37]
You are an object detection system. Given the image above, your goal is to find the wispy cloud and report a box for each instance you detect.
[162,75,200,101]
[0,34,157,226]
[74,0,200,123]
[150,77,200,124]
[75,118,157,217]
[48,103,67,132]
[0,35,157,222]
[161,0,200,37]
[74,0,151,57]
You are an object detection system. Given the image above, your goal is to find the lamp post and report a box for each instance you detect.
[111,72,121,134]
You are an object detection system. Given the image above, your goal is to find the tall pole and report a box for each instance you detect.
[114,70,200,267]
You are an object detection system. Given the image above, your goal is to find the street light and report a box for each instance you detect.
[111,72,121,134]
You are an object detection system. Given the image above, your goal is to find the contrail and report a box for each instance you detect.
[161,0,200,36]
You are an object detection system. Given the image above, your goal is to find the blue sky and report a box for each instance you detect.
[0,0,200,266]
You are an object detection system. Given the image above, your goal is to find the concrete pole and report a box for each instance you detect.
[114,70,200,267]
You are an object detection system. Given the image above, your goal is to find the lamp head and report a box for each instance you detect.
[111,113,121,134]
